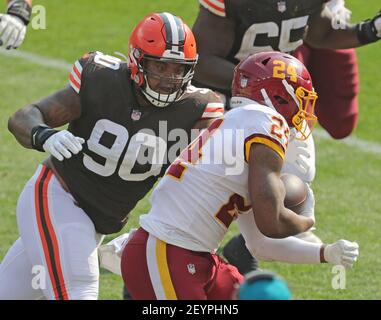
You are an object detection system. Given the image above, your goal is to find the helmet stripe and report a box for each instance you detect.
[160,13,173,50]
[173,15,185,49]
[160,12,185,52]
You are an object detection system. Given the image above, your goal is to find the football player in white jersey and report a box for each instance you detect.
[0,0,32,49]
[120,51,359,300]
[192,0,381,275]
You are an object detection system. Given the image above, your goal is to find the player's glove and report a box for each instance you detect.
[31,125,85,161]
[323,239,359,268]
[325,0,352,28]
[284,131,312,178]
[356,11,381,44]
[0,0,32,49]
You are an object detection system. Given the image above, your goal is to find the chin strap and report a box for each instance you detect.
[260,80,301,111]
[260,88,276,111]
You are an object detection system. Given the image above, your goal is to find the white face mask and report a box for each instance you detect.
[141,65,194,107]
[142,80,180,107]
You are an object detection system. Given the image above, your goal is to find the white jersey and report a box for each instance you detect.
[140,97,290,252]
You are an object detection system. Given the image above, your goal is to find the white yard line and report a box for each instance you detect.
[1,48,381,156]
[313,129,381,156]
[0,48,71,71]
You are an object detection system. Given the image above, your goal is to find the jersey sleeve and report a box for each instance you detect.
[201,102,224,119]
[243,109,290,163]
[199,0,226,17]
[200,90,225,120]
[68,52,94,94]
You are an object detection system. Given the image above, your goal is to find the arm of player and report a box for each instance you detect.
[8,85,84,160]
[236,212,359,268]
[248,143,314,238]
[305,5,381,49]
[192,118,216,131]
[192,6,236,91]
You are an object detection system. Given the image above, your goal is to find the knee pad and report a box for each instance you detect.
[60,223,100,282]
[58,223,100,299]
[65,280,99,300]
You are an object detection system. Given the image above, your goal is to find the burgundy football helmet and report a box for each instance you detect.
[232,51,318,140]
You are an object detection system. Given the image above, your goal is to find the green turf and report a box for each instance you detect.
[0,0,380,300]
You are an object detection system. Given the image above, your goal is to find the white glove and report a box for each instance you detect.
[324,239,359,268]
[98,230,137,276]
[283,130,316,183]
[0,13,26,49]
[43,130,85,161]
[285,144,310,176]
[325,0,352,25]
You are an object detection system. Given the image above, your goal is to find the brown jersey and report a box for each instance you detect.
[195,0,326,96]
[200,0,326,61]
[53,51,224,234]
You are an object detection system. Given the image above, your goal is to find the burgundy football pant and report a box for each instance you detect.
[121,228,243,300]
[294,44,359,139]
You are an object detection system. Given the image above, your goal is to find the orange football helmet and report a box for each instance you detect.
[128,12,198,107]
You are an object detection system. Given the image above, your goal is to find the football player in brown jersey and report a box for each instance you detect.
[0,12,224,300]
[193,0,380,138]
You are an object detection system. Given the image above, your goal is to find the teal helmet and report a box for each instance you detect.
[238,270,292,300]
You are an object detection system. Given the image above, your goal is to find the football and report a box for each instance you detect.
[280,173,308,212]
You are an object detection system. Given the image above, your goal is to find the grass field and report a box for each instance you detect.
[0,0,380,300]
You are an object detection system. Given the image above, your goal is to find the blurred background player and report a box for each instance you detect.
[0,12,224,299]
[0,0,32,49]
[293,1,360,140]
[121,52,359,300]
[192,0,380,275]
[193,0,380,139]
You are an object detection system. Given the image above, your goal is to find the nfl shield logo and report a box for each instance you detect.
[131,109,141,121]
[187,263,196,275]
[240,77,248,88]
[277,1,286,13]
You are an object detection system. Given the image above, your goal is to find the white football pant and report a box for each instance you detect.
[0,165,104,300]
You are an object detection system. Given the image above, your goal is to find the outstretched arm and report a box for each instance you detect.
[306,6,381,49]
[8,86,84,161]
[236,211,359,268]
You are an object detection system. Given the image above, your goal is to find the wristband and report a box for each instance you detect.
[356,19,379,44]
[31,125,59,152]
[7,0,32,25]
[320,244,327,263]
